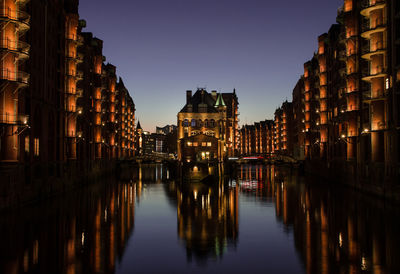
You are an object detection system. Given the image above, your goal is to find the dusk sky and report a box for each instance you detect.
[79,0,343,132]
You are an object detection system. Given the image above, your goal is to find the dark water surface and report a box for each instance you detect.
[1,164,400,274]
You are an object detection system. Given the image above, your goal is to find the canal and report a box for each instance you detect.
[1,164,399,274]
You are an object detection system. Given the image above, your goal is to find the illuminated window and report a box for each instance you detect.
[202,142,207,147]
[207,142,212,147]
[25,136,29,153]
[187,142,192,147]
[34,138,39,156]
[193,142,198,147]
[385,78,390,90]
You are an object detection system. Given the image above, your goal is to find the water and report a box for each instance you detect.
[1,164,399,274]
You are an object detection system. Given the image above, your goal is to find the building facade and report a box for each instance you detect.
[177,89,239,162]
[238,0,400,199]
[0,0,136,209]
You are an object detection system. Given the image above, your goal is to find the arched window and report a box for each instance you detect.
[191,119,196,127]
[198,120,203,127]
[210,119,215,128]
[204,119,209,127]
[183,119,189,127]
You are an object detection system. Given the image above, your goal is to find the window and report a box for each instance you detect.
[187,142,192,147]
[385,78,390,90]
[183,119,189,127]
[25,136,29,153]
[207,142,212,147]
[210,119,215,128]
[193,142,198,147]
[34,138,39,156]
[204,119,208,127]
[191,119,196,127]
[202,142,207,147]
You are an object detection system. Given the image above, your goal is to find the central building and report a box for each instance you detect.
[177,88,238,162]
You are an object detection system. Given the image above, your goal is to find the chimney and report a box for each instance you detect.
[186,90,192,104]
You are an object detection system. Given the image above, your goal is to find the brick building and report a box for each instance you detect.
[0,0,135,208]
[177,88,239,162]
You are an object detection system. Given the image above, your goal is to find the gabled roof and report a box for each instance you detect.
[179,89,218,113]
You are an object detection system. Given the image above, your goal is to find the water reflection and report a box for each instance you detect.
[0,164,399,273]
[236,164,400,274]
[0,178,136,274]
[167,180,239,264]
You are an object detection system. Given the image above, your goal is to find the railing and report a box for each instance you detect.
[0,113,29,125]
[362,18,386,33]
[0,8,30,24]
[371,65,385,75]
[361,0,386,9]
[66,105,76,112]
[65,88,76,95]
[347,48,357,56]
[0,69,29,84]
[0,38,30,55]
[363,89,388,100]
[76,70,83,79]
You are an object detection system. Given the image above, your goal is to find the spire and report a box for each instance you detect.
[136,120,142,130]
[215,93,226,107]
[233,88,236,95]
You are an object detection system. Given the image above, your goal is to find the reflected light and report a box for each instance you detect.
[81,232,85,246]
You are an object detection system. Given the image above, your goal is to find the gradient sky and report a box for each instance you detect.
[79,0,343,132]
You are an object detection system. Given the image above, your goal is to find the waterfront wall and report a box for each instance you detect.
[0,160,117,210]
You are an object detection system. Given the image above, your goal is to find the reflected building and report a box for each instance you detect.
[268,165,400,274]
[0,180,137,274]
[168,181,239,264]
[235,164,400,274]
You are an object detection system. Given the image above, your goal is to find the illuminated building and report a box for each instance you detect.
[0,0,136,209]
[177,88,239,162]
[263,0,400,198]
[239,120,274,156]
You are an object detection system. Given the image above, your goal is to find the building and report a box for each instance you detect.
[177,88,239,162]
[0,0,136,209]
[156,124,177,135]
[246,0,400,200]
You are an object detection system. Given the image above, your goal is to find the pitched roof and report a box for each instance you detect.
[179,89,218,113]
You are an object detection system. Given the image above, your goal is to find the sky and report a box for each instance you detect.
[79,0,343,132]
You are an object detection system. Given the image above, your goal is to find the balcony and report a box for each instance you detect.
[371,121,387,131]
[76,70,84,81]
[16,0,30,5]
[361,41,386,60]
[66,51,84,63]
[361,22,386,39]
[65,105,76,113]
[0,113,29,125]
[0,69,29,85]
[361,0,386,17]
[346,66,358,76]
[363,89,388,102]
[362,65,387,81]
[346,48,357,58]
[0,38,30,58]
[0,8,30,31]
